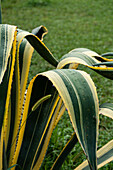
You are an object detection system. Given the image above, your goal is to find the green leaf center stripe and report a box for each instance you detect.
[0,25,5,68]
[80,71,99,127]
[0,25,7,82]
[0,25,17,83]
[3,25,7,67]
[22,91,58,169]
[41,69,98,169]
[58,70,98,168]
[20,41,34,109]
[32,95,60,169]
[18,39,28,79]
[12,75,58,168]
[41,70,77,132]
[54,99,66,127]
[0,25,17,140]
[16,31,33,116]
[77,71,99,169]
[52,70,85,146]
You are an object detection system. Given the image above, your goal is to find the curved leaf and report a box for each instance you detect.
[75,140,113,170]
[10,69,99,170]
[32,25,48,40]
[18,25,48,110]
[0,24,17,147]
[99,103,113,119]
[102,52,113,57]
[12,73,60,169]
[57,48,113,80]
[93,61,113,67]
[17,25,48,119]
[5,25,57,166]
[75,103,113,169]
[38,69,99,170]
[16,28,58,67]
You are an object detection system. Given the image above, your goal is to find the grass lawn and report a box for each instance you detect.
[2,0,113,169]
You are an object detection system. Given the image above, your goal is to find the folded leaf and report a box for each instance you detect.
[10,69,99,170]
[2,25,58,166]
[57,48,113,80]
[32,25,48,40]
[16,28,58,67]
[99,103,113,119]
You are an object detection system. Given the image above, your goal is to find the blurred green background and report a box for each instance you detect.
[2,0,113,169]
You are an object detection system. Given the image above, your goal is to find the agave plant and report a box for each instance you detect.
[0,1,113,170]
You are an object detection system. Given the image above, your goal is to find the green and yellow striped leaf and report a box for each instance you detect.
[9,69,99,170]
[57,48,113,80]
[32,25,48,40]
[0,24,17,141]
[16,28,58,68]
[3,25,58,166]
[75,103,113,169]
[0,23,58,168]
[0,24,17,169]
[17,25,48,112]
[39,69,99,170]
[1,23,111,170]
[75,139,113,170]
